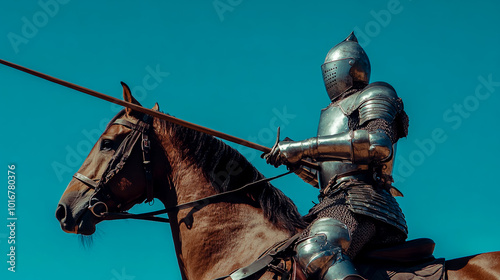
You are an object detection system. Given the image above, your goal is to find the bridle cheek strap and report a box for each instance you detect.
[73,114,155,215]
[102,115,154,203]
[101,123,142,185]
[141,132,154,203]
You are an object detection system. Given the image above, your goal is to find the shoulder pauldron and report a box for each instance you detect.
[339,82,403,125]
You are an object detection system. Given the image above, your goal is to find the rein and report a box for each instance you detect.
[100,170,293,223]
[73,111,294,224]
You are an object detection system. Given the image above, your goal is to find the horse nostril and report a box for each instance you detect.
[55,204,67,222]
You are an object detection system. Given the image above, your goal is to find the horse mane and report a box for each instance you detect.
[154,114,307,234]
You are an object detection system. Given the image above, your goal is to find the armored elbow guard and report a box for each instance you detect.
[364,129,393,162]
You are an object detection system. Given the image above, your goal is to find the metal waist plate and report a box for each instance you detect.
[318,161,367,189]
[346,186,408,235]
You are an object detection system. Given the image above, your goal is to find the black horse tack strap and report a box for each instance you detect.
[99,170,294,223]
[73,114,155,213]
[71,109,294,224]
[213,232,302,280]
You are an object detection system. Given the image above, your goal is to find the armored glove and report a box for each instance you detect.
[266,140,307,167]
[262,128,305,167]
[261,128,319,188]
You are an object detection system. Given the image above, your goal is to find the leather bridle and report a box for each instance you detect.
[72,113,293,224]
[73,113,155,219]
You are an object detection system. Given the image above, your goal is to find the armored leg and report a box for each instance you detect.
[295,218,364,280]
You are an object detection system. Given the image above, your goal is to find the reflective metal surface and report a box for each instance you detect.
[295,218,362,280]
[347,187,408,234]
[322,32,371,101]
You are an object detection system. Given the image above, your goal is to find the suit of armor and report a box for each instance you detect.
[264,32,409,280]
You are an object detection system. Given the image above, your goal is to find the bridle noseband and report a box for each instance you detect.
[73,113,155,217]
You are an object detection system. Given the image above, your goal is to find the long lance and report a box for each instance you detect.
[0,58,319,170]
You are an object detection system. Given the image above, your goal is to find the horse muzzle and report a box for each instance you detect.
[56,198,100,235]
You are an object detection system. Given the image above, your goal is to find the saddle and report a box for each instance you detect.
[217,237,442,280]
[356,238,446,280]
[216,237,444,280]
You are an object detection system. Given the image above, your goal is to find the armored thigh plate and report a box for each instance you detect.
[295,218,359,279]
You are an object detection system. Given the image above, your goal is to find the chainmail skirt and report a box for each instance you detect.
[302,190,406,259]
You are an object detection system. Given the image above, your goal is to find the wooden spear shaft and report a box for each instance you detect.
[0,58,319,170]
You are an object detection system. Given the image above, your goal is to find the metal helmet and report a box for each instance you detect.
[321,32,371,101]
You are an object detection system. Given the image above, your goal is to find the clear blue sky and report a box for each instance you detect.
[1,1,499,279]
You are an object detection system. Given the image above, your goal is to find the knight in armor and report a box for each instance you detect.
[263,32,409,280]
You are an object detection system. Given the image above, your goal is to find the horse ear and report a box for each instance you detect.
[121,82,141,115]
[152,102,160,111]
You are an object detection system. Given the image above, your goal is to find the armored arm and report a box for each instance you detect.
[265,133,319,187]
[279,129,392,164]
[271,82,404,166]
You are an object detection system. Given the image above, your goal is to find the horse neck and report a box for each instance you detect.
[168,167,292,280]
[154,123,293,280]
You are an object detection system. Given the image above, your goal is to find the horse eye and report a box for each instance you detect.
[100,139,114,151]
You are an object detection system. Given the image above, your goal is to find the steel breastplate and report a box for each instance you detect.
[317,101,367,189]
[316,95,396,190]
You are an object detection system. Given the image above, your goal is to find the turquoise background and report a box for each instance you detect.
[1,1,499,279]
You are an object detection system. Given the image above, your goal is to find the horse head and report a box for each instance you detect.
[55,83,168,235]
[55,85,307,278]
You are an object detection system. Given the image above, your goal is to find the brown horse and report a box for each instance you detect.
[56,85,500,280]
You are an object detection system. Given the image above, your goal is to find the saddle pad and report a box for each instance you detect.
[357,258,446,280]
